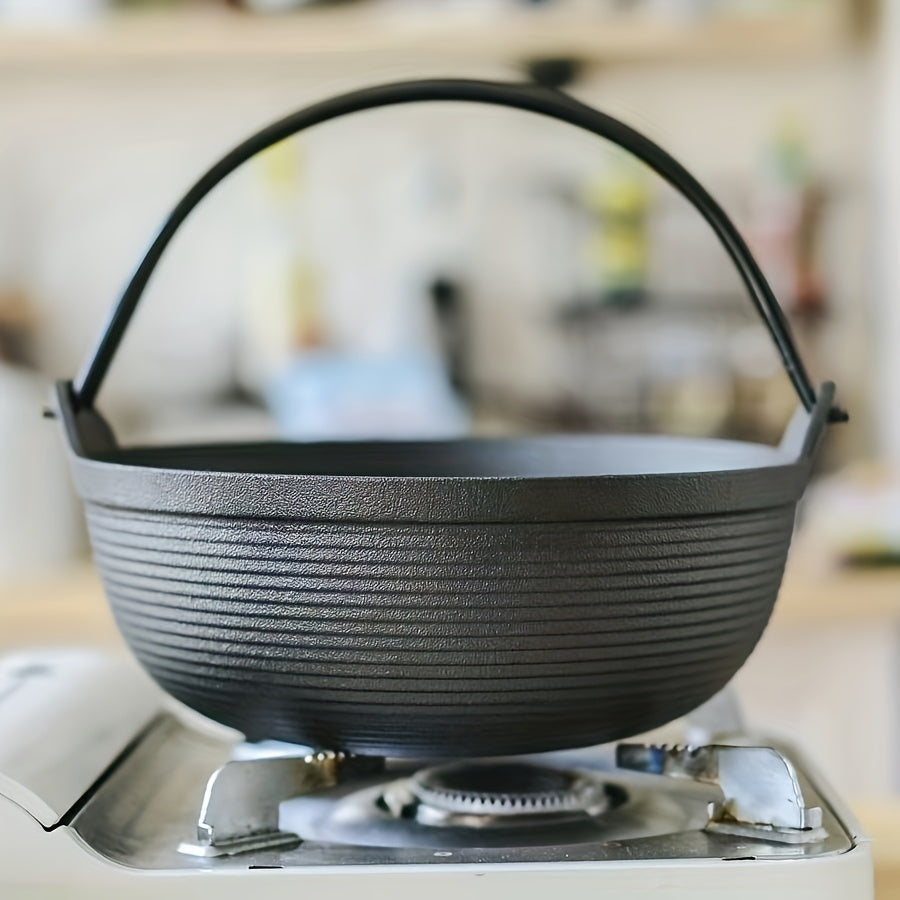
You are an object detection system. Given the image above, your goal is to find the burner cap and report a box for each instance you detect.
[408,761,609,824]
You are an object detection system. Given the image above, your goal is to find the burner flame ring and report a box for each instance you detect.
[406,761,610,825]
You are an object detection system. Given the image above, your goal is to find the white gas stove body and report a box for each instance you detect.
[0,650,873,899]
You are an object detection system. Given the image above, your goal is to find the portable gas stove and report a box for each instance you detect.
[0,650,873,898]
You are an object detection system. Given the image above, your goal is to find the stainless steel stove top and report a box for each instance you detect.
[0,650,874,899]
[66,713,851,869]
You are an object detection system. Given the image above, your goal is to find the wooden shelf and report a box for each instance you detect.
[0,5,854,68]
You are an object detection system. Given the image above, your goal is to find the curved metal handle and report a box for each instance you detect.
[72,78,840,421]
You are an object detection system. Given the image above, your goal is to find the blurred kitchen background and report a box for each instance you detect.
[3,0,900,889]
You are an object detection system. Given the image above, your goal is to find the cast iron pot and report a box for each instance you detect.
[55,80,844,758]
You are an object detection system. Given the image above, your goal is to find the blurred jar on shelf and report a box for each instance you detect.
[0,289,85,579]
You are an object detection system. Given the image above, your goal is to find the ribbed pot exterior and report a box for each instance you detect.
[85,500,794,757]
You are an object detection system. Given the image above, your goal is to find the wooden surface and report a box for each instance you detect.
[0,563,114,650]
[0,4,854,68]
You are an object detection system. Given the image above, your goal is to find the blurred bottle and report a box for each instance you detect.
[583,157,650,308]
[237,137,325,393]
[743,114,826,439]
[749,114,827,322]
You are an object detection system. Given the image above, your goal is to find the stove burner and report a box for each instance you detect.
[384,761,611,828]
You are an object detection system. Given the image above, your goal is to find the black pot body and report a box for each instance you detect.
[61,426,818,758]
[53,80,838,759]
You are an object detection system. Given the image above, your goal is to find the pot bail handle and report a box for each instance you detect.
[71,78,843,423]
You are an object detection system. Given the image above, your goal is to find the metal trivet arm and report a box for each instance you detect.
[179,750,364,858]
[617,743,826,845]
